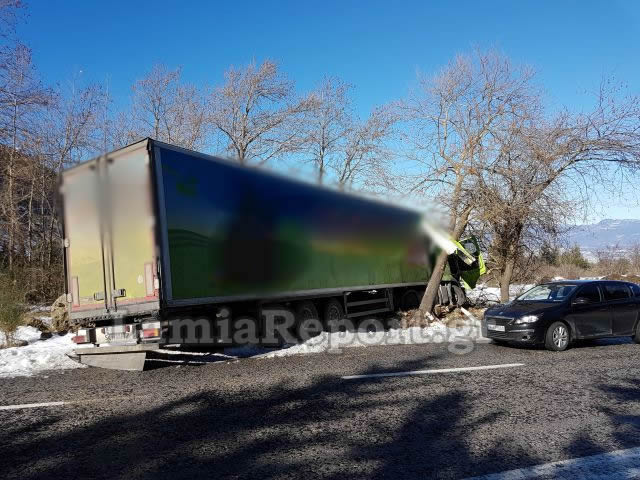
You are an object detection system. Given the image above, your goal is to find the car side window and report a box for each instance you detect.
[603,283,631,301]
[576,284,601,303]
[630,283,640,297]
[550,286,573,301]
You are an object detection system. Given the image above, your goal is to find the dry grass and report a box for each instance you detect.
[443,307,487,328]
[0,276,27,347]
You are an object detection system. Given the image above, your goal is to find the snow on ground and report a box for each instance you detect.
[0,325,43,346]
[226,312,487,359]
[0,330,85,378]
[0,317,488,376]
[466,283,534,305]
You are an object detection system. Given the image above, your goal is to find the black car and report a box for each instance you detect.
[482,280,640,351]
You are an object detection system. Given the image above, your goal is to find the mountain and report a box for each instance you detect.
[566,219,640,260]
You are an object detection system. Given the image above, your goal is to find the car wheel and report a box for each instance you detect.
[633,322,640,344]
[545,321,570,351]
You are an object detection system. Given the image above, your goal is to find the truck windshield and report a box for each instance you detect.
[516,284,577,302]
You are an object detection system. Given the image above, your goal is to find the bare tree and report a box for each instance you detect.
[482,79,640,302]
[399,50,537,315]
[474,124,574,301]
[0,0,23,45]
[300,77,351,183]
[0,44,50,271]
[630,243,640,274]
[301,76,394,188]
[209,60,308,165]
[121,64,209,150]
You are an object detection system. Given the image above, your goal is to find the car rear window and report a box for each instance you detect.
[631,283,640,297]
[603,283,631,301]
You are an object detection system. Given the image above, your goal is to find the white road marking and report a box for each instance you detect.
[465,446,640,479]
[341,363,524,380]
[0,401,69,411]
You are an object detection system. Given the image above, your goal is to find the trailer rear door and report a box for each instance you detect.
[106,145,159,311]
[62,140,159,320]
[63,160,108,314]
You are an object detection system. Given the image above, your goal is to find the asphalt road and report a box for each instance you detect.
[1,337,640,479]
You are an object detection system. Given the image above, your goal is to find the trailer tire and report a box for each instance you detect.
[323,298,345,331]
[400,289,420,311]
[295,300,319,323]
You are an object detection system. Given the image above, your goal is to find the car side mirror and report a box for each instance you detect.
[572,296,590,306]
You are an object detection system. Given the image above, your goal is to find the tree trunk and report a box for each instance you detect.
[417,205,473,317]
[498,224,522,303]
[418,249,449,314]
[27,178,34,265]
[7,156,14,271]
[499,256,516,303]
[7,100,17,272]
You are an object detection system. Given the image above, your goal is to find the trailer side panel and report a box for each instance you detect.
[155,144,436,304]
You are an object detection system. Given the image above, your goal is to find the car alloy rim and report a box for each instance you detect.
[553,325,568,348]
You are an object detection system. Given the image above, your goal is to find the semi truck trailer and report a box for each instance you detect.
[61,139,484,370]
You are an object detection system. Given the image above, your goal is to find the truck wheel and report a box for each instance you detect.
[295,300,319,323]
[400,289,420,311]
[323,298,346,332]
[545,321,570,351]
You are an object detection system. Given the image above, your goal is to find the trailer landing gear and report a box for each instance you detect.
[67,344,160,371]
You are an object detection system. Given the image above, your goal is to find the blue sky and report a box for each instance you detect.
[19,0,640,222]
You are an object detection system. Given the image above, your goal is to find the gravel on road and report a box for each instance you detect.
[1,337,639,479]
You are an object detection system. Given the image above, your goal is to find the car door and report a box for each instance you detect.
[567,283,612,338]
[605,282,637,336]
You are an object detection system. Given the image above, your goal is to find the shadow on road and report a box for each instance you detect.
[6,343,640,480]
[0,354,546,480]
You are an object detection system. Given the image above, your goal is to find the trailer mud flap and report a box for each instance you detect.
[70,344,160,371]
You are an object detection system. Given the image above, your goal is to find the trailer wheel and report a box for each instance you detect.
[295,300,319,323]
[400,289,420,311]
[323,298,345,331]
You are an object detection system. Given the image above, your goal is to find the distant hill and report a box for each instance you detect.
[566,219,640,261]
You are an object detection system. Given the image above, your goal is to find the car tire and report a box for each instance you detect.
[633,322,640,344]
[545,321,570,351]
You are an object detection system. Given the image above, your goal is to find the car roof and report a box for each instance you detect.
[544,279,638,286]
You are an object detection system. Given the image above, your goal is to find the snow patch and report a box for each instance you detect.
[466,283,534,305]
[0,333,85,378]
[0,325,43,346]
[224,316,486,359]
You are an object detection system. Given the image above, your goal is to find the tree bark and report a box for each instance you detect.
[497,223,522,303]
[499,256,516,303]
[418,249,449,314]
[417,205,473,317]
